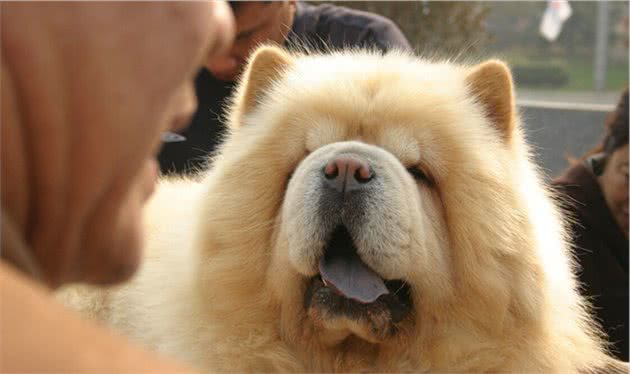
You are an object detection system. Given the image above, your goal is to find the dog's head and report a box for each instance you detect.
[198,46,598,370]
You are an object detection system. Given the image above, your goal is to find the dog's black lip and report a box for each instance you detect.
[315,274,412,302]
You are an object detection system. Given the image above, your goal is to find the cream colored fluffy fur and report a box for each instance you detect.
[59,47,626,373]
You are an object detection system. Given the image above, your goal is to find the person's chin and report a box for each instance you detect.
[81,180,149,285]
[616,209,629,237]
[87,219,144,285]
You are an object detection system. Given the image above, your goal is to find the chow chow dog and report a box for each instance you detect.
[60,46,625,372]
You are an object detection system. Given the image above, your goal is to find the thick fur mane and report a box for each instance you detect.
[59,48,623,373]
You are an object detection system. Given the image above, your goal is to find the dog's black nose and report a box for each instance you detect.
[323,156,373,193]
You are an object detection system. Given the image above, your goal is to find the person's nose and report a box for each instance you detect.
[205,1,235,58]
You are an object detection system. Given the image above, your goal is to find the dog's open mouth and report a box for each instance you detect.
[304,226,412,341]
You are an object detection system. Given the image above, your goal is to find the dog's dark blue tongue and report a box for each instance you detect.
[318,227,389,304]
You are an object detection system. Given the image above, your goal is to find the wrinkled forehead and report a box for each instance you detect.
[298,114,450,170]
[277,59,492,171]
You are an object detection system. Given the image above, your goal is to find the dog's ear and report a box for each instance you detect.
[232,45,293,122]
[465,60,516,141]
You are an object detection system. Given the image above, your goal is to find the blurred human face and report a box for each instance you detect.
[1,2,234,286]
[206,1,295,81]
[74,3,234,285]
[599,144,629,237]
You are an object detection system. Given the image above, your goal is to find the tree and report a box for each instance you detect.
[334,1,491,58]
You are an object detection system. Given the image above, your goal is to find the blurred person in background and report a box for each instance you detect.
[553,89,629,361]
[1,2,234,371]
[159,0,411,174]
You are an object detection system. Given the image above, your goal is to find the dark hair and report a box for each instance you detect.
[228,1,242,12]
[602,88,629,154]
[582,88,629,174]
[582,88,628,157]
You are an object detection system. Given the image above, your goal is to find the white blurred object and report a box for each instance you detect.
[539,0,572,42]
[421,0,430,15]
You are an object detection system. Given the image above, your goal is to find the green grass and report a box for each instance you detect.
[499,53,628,91]
[564,61,628,91]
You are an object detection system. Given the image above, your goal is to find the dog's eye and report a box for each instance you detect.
[406,166,432,184]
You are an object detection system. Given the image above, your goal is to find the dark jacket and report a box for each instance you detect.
[553,163,629,361]
[158,2,411,174]
[288,2,411,53]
